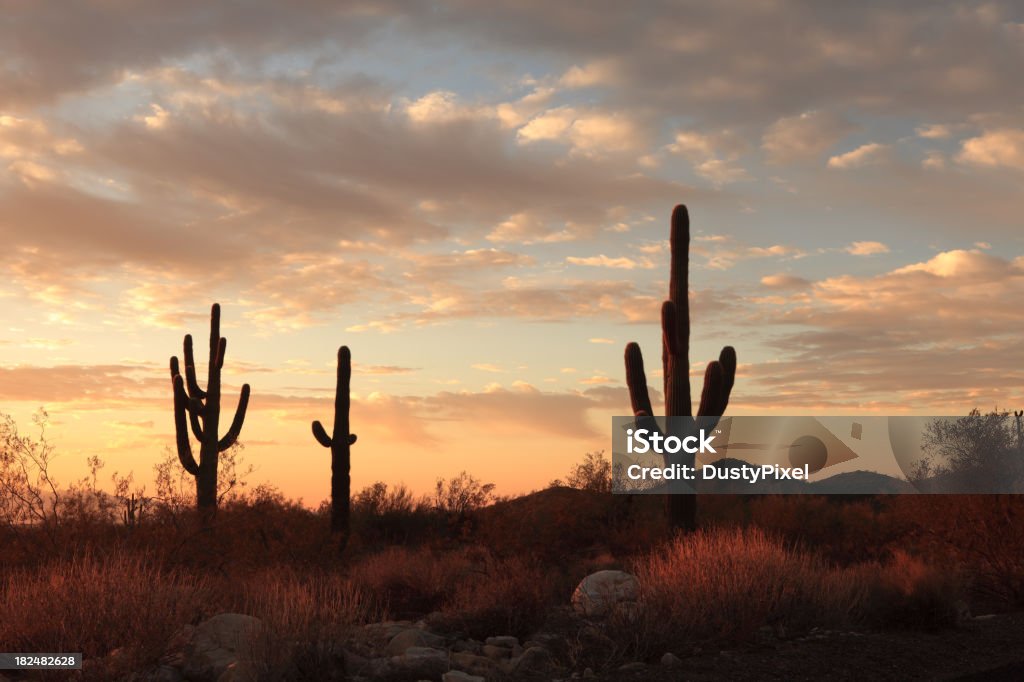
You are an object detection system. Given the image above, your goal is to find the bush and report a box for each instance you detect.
[551,451,612,493]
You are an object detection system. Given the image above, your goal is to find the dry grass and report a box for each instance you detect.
[0,552,210,675]
[239,567,382,679]
[616,527,966,662]
[633,527,865,642]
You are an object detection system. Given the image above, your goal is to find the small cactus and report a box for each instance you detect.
[169,303,251,516]
[312,346,357,550]
[624,205,736,532]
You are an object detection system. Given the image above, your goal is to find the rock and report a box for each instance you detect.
[385,628,446,656]
[484,635,519,648]
[178,613,265,682]
[341,649,370,676]
[618,661,647,673]
[571,570,641,618]
[451,651,498,677]
[443,672,485,682]
[661,652,681,667]
[390,646,448,678]
[512,646,557,675]
[583,667,596,677]
[482,644,514,660]
[363,620,414,641]
[451,639,482,653]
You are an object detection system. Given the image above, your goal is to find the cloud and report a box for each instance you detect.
[740,249,1024,410]
[760,274,811,290]
[827,143,888,169]
[845,241,890,256]
[957,128,1024,170]
[762,111,854,164]
[915,123,952,139]
[565,255,654,270]
[692,235,807,270]
[517,106,648,155]
[666,129,749,185]
[471,363,505,373]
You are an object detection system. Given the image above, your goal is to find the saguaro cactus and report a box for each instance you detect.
[312,346,357,549]
[169,303,251,514]
[624,205,736,533]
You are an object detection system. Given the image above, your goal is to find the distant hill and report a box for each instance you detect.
[809,470,915,495]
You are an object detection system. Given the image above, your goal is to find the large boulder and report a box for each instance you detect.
[384,628,446,656]
[389,646,448,678]
[571,570,641,618]
[174,613,265,682]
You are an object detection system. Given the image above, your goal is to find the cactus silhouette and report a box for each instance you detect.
[624,205,736,532]
[312,346,357,550]
[169,303,251,515]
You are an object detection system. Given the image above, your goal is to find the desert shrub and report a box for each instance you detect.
[351,481,439,545]
[551,450,612,493]
[347,546,475,617]
[890,495,1024,608]
[437,553,556,639]
[241,566,381,679]
[850,550,966,630]
[747,495,895,563]
[632,527,864,647]
[433,471,495,516]
[621,527,966,663]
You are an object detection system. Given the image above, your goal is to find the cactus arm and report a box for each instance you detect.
[188,400,205,441]
[172,375,201,476]
[218,384,250,451]
[216,337,227,370]
[183,335,207,400]
[625,342,654,417]
[312,421,332,448]
[696,361,725,417]
[348,433,357,445]
[717,346,737,414]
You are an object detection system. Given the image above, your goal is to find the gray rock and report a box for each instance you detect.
[484,635,519,648]
[385,628,446,656]
[363,620,413,641]
[661,652,682,667]
[391,646,448,678]
[451,639,482,653]
[451,651,497,677]
[443,672,486,682]
[341,649,370,676]
[571,570,641,618]
[583,667,596,678]
[618,661,647,673]
[513,646,557,674]
[482,644,514,660]
[177,613,265,682]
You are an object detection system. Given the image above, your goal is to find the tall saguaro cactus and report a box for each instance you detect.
[169,303,251,514]
[624,205,737,533]
[312,346,357,549]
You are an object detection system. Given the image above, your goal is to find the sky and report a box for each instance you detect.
[1,0,1023,503]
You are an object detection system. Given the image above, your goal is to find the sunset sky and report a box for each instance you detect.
[2,1,1023,503]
